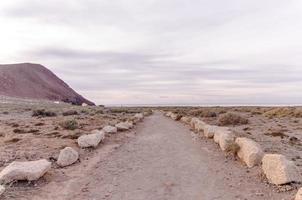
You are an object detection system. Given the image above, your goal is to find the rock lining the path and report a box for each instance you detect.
[0,159,51,183]
[57,147,79,167]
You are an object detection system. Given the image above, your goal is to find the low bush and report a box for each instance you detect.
[218,112,248,126]
[59,119,78,130]
[32,109,57,117]
[62,110,78,116]
[188,109,217,118]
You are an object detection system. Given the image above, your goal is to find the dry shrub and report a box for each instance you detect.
[225,143,240,157]
[59,119,78,130]
[32,109,57,117]
[263,107,302,118]
[62,110,78,116]
[188,109,217,118]
[218,112,249,126]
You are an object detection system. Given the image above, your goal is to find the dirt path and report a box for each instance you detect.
[30,112,291,200]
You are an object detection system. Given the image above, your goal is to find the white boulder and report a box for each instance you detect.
[295,188,302,200]
[262,154,302,185]
[57,147,79,167]
[190,117,199,129]
[218,130,236,151]
[165,112,173,117]
[102,125,118,134]
[235,137,264,167]
[77,130,105,148]
[115,122,130,131]
[126,121,134,128]
[180,116,191,124]
[0,159,51,183]
[134,113,144,121]
[170,113,180,120]
[204,125,218,138]
[213,131,221,144]
[194,120,207,132]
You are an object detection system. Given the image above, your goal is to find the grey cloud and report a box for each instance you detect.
[29,48,302,94]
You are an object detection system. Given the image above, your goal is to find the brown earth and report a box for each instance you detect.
[0,103,300,199]
[0,63,94,105]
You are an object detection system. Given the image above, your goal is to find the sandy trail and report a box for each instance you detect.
[31,112,290,200]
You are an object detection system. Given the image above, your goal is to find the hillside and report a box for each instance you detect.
[0,63,94,105]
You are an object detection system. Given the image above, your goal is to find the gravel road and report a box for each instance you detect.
[31,112,292,200]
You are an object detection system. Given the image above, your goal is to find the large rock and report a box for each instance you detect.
[102,125,118,134]
[262,154,301,185]
[180,116,191,124]
[115,122,131,131]
[134,113,144,121]
[218,130,236,151]
[213,131,221,144]
[190,117,199,129]
[170,113,181,121]
[77,130,105,148]
[204,125,218,138]
[235,137,264,167]
[57,147,79,167]
[194,120,207,132]
[0,185,5,196]
[126,121,134,128]
[165,112,173,117]
[0,159,51,183]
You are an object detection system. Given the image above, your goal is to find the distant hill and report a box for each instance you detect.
[0,63,95,105]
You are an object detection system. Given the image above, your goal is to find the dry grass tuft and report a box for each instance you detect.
[188,109,217,118]
[263,107,302,118]
[225,143,240,157]
[218,112,249,126]
[59,119,78,130]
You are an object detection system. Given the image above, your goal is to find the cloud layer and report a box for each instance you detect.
[1,0,302,105]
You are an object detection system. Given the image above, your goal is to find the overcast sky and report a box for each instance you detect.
[1,0,302,105]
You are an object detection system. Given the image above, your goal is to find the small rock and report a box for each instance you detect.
[0,159,51,183]
[77,130,105,148]
[262,154,301,185]
[235,137,264,167]
[57,147,79,167]
[102,126,118,134]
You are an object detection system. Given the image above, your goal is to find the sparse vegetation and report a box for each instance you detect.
[62,110,78,116]
[218,112,249,126]
[32,109,57,117]
[59,119,79,130]
[225,143,240,157]
[188,109,217,118]
[263,107,302,118]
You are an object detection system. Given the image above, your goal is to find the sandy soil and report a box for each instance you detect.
[10,112,294,200]
[0,97,151,199]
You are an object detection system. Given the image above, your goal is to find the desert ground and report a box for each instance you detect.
[0,98,302,199]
